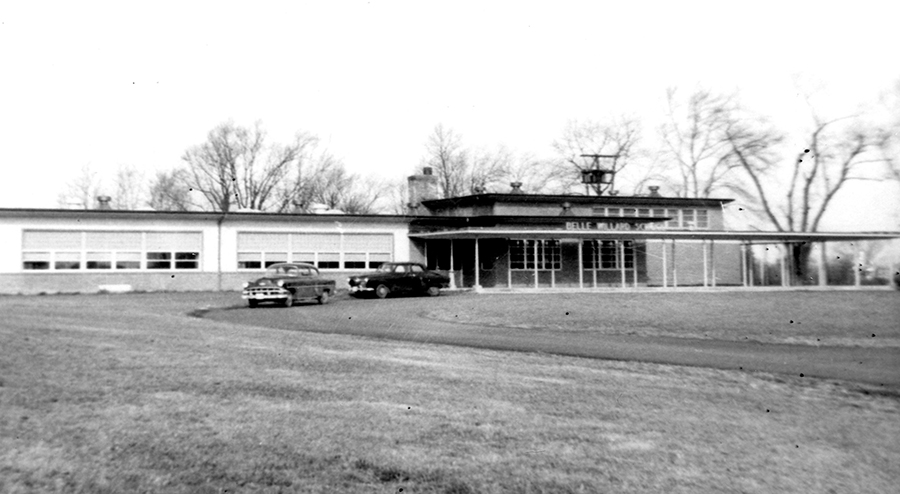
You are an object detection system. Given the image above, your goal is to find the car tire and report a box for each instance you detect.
[283,293,294,308]
[318,290,330,305]
[248,300,258,308]
[375,284,390,299]
[426,286,441,297]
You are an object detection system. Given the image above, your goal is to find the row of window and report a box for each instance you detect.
[510,240,562,270]
[236,252,391,270]
[22,230,203,271]
[23,251,199,271]
[509,240,635,271]
[236,232,394,270]
[592,207,709,229]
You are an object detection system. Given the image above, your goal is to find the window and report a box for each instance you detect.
[54,252,81,270]
[582,240,634,270]
[638,208,651,217]
[116,252,141,270]
[510,240,561,270]
[317,253,340,269]
[369,253,391,269]
[238,252,262,269]
[410,264,424,273]
[682,209,696,229]
[665,209,680,228]
[652,209,665,218]
[22,252,50,270]
[623,208,637,217]
[696,209,709,229]
[175,252,199,269]
[86,252,112,270]
[591,207,606,216]
[344,253,367,269]
[264,252,287,268]
[146,252,172,269]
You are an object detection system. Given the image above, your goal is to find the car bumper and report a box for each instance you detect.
[348,285,373,293]
[242,287,290,300]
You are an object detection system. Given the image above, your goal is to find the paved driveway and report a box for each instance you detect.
[203,295,900,390]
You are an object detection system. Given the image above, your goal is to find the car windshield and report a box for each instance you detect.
[264,265,298,277]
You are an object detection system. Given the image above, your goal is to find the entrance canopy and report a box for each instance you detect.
[409,227,900,243]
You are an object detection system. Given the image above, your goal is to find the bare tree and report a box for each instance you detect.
[876,80,900,183]
[726,115,884,282]
[111,165,146,210]
[57,163,102,209]
[466,146,512,193]
[148,169,194,211]
[552,116,642,195]
[660,88,743,198]
[423,124,468,198]
[505,153,556,194]
[302,159,387,214]
[181,121,317,212]
[421,124,519,197]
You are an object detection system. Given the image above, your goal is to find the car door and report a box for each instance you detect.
[407,264,427,292]
[295,267,316,298]
[389,264,414,292]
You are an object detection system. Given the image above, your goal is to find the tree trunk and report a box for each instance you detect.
[791,243,814,285]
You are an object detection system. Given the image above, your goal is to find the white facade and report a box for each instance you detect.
[0,210,412,294]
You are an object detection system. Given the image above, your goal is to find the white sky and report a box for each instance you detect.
[1,1,898,229]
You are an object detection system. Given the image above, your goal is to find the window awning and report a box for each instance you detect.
[408,228,900,243]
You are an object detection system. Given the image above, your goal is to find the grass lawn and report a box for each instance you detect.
[1,292,899,493]
[424,291,900,348]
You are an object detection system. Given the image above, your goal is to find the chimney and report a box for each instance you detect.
[648,186,661,197]
[96,195,112,210]
[407,167,439,214]
[509,182,523,194]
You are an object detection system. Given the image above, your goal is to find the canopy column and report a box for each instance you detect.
[671,239,678,288]
[741,243,748,287]
[474,237,480,289]
[578,240,584,289]
[855,248,862,288]
[662,240,668,288]
[449,239,456,289]
[780,244,787,287]
[702,240,709,287]
[818,242,827,287]
[507,241,512,289]
[710,240,716,287]
[620,240,626,288]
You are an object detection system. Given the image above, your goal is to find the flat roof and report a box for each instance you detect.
[408,228,900,243]
[0,208,416,223]
[421,193,734,209]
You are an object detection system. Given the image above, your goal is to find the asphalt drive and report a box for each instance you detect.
[201,295,900,391]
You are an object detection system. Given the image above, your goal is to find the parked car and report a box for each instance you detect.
[242,263,335,307]
[348,262,450,298]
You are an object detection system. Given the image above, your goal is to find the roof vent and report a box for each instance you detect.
[96,195,112,210]
[510,182,523,194]
[422,166,433,176]
[648,185,661,197]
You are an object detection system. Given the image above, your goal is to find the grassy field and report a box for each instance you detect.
[1,292,899,493]
[424,291,900,348]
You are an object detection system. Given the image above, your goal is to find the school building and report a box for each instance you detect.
[0,168,896,294]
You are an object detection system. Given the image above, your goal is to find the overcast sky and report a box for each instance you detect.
[1,1,897,228]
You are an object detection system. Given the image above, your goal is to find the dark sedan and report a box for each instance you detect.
[242,263,336,307]
[347,262,450,298]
